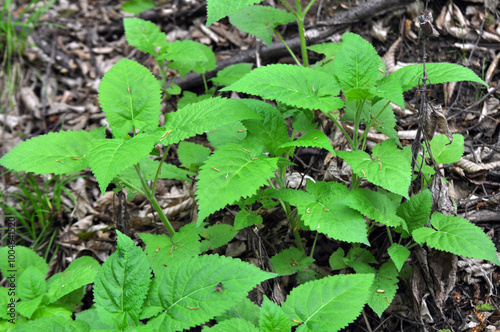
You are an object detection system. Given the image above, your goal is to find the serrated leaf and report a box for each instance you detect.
[347,188,403,227]
[17,295,44,319]
[279,129,335,155]
[0,128,105,175]
[207,121,247,148]
[45,256,99,304]
[308,42,343,58]
[216,297,261,326]
[384,63,487,92]
[200,224,238,252]
[94,231,152,328]
[428,134,464,164]
[234,210,263,230]
[206,0,262,26]
[329,248,347,270]
[387,244,410,272]
[120,157,195,187]
[98,58,162,137]
[17,266,46,318]
[152,254,275,331]
[10,315,88,332]
[241,99,289,156]
[412,212,500,265]
[282,274,374,332]
[259,297,292,332]
[122,0,155,15]
[123,18,166,55]
[336,139,412,198]
[333,32,380,90]
[396,189,432,235]
[18,266,46,301]
[204,317,259,331]
[165,40,216,77]
[212,63,253,86]
[367,261,399,317]
[271,247,314,276]
[140,223,202,275]
[270,181,369,244]
[196,143,278,223]
[178,141,211,170]
[344,247,377,274]
[87,133,156,194]
[229,6,295,46]
[158,97,260,145]
[222,64,344,113]
[0,246,48,282]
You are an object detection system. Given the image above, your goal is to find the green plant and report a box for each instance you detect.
[0,0,498,330]
[0,246,99,331]
[1,171,81,258]
[0,0,55,112]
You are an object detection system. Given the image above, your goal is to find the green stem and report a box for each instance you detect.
[309,232,319,258]
[359,100,391,151]
[134,164,176,236]
[274,29,302,66]
[152,144,171,194]
[202,73,208,93]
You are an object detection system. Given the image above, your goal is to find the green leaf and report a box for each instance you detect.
[177,90,214,109]
[0,246,48,282]
[308,42,343,58]
[98,58,162,137]
[212,63,253,86]
[367,261,399,317]
[281,274,374,332]
[10,315,88,332]
[396,189,432,235]
[336,139,412,198]
[158,97,260,145]
[140,223,202,275]
[178,141,211,171]
[119,157,195,189]
[279,129,335,155]
[333,32,380,90]
[17,295,44,320]
[347,188,403,227]
[196,143,278,223]
[151,254,275,331]
[17,266,46,318]
[234,210,263,230]
[241,99,289,157]
[204,318,259,331]
[428,134,464,164]
[93,231,152,328]
[75,306,117,330]
[329,248,347,270]
[271,247,314,276]
[18,266,46,300]
[165,40,216,77]
[0,128,105,175]
[45,256,100,304]
[412,212,500,265]
[259,297,292,332]
[87,133,156,194]
[216,297,261,327]
[222,64,344,113]
[206,0,261,26]
[229,6,295,46]
[387,243,410,272]
[384,63,487,92]
[200,224,238,252]
[207,121,247,148]
[271,181,369,244]
[344,247,377,274]
[122,0,155,15]
[123,18,166,55]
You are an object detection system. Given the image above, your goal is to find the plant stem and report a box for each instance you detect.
[274,28,302,66]
[134,164,176,236]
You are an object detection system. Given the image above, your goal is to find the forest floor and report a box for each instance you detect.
[1,0,500,331]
